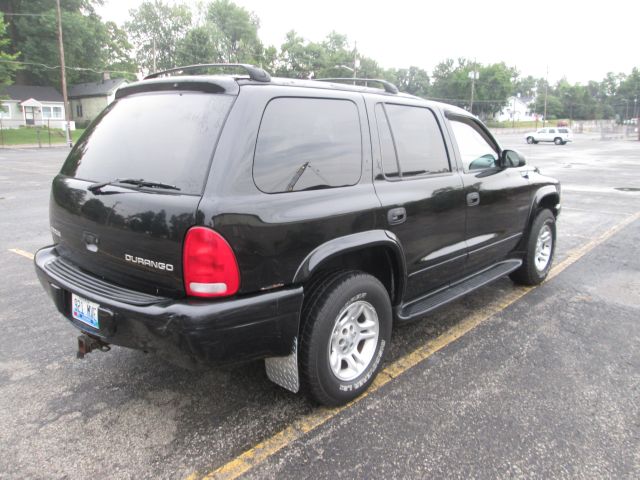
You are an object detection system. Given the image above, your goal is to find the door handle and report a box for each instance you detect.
[387,207,407,225]
[466,192,480,206]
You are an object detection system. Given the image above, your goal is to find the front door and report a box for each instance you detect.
[446,115,532,274]
[368,100,467,302]
[24,106,35,125]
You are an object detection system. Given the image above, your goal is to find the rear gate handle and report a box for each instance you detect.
[387,207,407,225]
[466,192,480,206]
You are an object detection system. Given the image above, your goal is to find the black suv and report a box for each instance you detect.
[35,64,560,406]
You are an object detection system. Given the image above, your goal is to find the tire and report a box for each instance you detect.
[300,270,392,406]
[554,137,562,145]
[510,209,556,286]
[526,136,534,144]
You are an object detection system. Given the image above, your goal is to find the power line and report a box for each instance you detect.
[0,59,136,76]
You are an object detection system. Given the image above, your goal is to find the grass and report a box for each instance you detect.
[0,126,85,146]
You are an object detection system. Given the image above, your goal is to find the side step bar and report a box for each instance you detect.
[396,259,522,322]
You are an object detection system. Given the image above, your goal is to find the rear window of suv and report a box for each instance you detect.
[61,91,234,195]
[253,97,362,193]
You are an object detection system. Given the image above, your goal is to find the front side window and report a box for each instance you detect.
[449,119,499,171]
[375,103,450,179]
[253,97,362,193]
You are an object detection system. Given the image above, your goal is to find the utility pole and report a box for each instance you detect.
[55,0,71,147]
[152,37,157,73]
[543,66,549,128]
[469,60,478,115]
[353,41,358,85]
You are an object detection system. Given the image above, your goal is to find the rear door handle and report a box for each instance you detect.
[387,207,407,225]
[466,192,480,206]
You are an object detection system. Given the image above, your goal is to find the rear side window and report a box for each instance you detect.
[253,97,362,193]
[61,92,234,194]
[558,128,568,133]
[375,103,450,179]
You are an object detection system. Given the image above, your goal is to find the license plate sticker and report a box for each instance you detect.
[71,294,100,329]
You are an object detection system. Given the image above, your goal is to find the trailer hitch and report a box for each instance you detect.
[77,334,111,359]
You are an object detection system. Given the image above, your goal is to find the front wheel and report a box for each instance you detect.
[300,271,392,406]
[510,209,556,285]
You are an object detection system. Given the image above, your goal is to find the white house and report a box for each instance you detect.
[68,74,127,127]
[0,85,72,129]
[496,95,537,123]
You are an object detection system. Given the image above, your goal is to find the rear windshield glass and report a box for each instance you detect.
[61,91,233,194]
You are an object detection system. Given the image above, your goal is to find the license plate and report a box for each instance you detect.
[71,293,100,329]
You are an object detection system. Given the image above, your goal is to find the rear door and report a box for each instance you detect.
[446,114,531,274]
[51,87,235,297]
[368,99,466,301]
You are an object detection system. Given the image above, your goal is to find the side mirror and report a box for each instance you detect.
[501,149,526,168]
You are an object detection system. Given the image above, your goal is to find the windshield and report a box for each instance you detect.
[61,91,234,195]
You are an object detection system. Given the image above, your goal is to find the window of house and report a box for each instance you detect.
[375,103,450,179]
[42,106,63,119]
[76,104,83,118]
[449,119,499,172]
[0,103,10,119]
[253,97,362,193]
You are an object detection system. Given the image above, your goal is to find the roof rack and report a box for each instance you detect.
[316,78,399,94]
[144,63,271,82]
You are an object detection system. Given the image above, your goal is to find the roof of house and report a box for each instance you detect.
[68,78,127,98]
[1,85,63,102]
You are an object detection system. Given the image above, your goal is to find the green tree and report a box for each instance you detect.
[0,12,20,87]
[0,0,122,86]
[206,0,261,63]
[385,66,430,98]
[126,0,192,72]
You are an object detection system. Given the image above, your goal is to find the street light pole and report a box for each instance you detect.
[55,0,71,147]
[543,66,549,128]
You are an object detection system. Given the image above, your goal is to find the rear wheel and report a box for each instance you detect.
[300,271,392,406]
[526,136,535,144]
[554,137,562,145]
[510,209,556,285]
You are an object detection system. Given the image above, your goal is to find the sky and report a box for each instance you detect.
[97,0,640,84]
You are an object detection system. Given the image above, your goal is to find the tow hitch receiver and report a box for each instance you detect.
[77,334,111,359]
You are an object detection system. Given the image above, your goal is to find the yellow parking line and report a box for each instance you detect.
[8,248,34,260]
[192,210,640,480]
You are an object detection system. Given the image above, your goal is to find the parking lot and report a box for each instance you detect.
[1,135,639,479]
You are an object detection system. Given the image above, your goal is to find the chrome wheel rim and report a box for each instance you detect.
[328,300,379,381]
[535,224,553,271]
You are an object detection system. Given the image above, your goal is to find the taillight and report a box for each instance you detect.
[183,226,240,298]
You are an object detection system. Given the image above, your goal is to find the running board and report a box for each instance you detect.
[397,259,522,322]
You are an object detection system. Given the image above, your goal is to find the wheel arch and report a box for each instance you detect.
[293,230,407,306]
[517,186,560,251]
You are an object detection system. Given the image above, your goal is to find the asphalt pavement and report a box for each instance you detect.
[0,134,638,479]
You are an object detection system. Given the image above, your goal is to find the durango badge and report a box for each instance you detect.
[124,254,174,272]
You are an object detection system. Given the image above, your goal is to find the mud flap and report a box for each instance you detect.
[265,337,299,393]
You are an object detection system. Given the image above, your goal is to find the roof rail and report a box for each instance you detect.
[144,63,271,82]
[316,78,399,94]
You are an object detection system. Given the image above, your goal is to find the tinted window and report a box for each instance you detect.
[374,103,400,177]
[62,92,233,194]
[549,129,556,133]
[383,104,450,177]
[558,128,568,133]
[450,120,499,171]
[253,98,361,193]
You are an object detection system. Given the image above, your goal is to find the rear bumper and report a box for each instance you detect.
[34,245,303,366]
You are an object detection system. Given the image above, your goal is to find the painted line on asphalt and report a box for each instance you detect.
[192,210,640,480]
[8,248,34,260]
